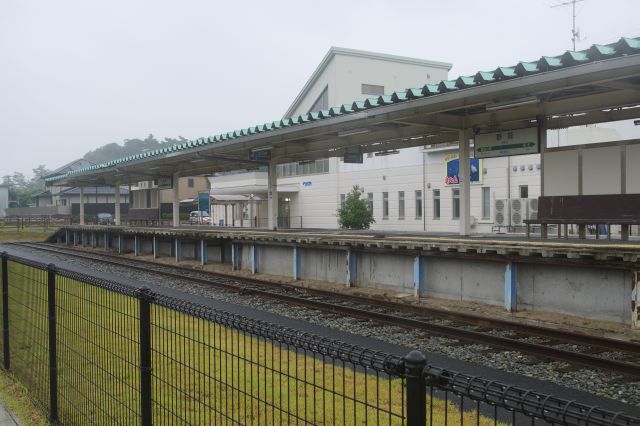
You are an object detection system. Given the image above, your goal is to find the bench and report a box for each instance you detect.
[125,208,161,227]
[524,194,640,240]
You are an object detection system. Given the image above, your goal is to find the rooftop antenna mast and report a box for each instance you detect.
[551,0,585,50]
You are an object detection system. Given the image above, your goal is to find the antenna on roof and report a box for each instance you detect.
[551,0,585,51]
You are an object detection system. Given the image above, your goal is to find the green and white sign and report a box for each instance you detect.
[157,176,173,190]
[474,127,539,159]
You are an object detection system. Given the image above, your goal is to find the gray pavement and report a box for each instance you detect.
[0,404,20,426]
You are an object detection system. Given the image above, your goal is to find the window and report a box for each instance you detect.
[277,159,329,177]
[415,190,423,219]
[520,185,529,199]
[433,190,440,219]
[398,191,405,219]
[367,193,373,213]
[452,189,460,219]
[340,194,346,209]
[309,86,329,112]
[361,84,384,96]
[482,187,491,219]
[382,192,389,219]
[187,178,194,188]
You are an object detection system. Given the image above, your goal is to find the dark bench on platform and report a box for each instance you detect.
[524,194,640,240]
[125,208,161,227]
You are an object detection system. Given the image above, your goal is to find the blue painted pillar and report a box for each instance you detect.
[250,244,258,274]
[65,230,69,246]
[231,243,239,270]
[413,256,424,298]
[73,231,77,246]
[134,235,140,256]
[504,262,518,312]
[346,250,356,287]
[117,234,122,254]
[104,233,109,251]
[293,246,301,280]
[92,232,96,248]
[175,238,182,262]
[153,237,158,259]
[200,240,208,266]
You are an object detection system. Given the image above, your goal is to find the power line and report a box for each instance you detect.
[551,0,585,50]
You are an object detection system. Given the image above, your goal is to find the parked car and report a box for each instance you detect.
[189,211,210,225]
[97,212,114,225]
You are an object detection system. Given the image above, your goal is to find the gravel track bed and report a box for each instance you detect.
[16,246,640,406]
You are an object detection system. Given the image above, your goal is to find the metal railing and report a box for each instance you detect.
[0,252,638,425]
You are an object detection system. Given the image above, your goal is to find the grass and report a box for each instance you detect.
[1,259,505,425]
[0,226,56,243]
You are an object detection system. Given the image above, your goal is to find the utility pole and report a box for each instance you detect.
[551,0,585,51]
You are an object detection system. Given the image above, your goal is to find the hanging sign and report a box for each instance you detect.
[198,191,210,214]
[474,127,539,158]
[157,176,173,189]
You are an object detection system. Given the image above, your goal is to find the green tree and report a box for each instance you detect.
[337,185,375,230]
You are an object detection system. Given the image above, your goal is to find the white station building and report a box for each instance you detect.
[209,46,638,233]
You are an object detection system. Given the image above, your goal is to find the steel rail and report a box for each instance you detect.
[11,241,640,378]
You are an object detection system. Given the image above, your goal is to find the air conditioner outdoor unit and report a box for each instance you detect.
[527,198,538,220]
[494,199,510,227]
[510,198,526,227]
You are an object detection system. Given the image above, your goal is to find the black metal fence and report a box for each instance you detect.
[0,251,638,425]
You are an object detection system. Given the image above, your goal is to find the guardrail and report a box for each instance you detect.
[0,252,637,425]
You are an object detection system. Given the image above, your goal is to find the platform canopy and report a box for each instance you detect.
[45,37,640,187]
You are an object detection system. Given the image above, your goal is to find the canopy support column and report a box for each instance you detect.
[114,181,121,226]
[267,161,278,230]
[79,186,85,225]
[458,129,471,236]
[172,173,180,227]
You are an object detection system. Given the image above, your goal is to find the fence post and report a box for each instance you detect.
[47,264,58,423]
[404,350,427,426]
[138,286,153,426]
[1,253,9,371]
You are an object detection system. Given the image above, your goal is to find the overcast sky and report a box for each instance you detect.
[1,0,639,177]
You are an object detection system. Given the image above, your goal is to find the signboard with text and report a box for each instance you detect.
[198,191,210,214]
[157,176,173,190]
[444,154,482,185]
[474,127,539,159]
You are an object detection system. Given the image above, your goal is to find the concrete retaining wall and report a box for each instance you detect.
[300,248,345,283]
[518,264,630,324]
[58,228,636,326]
[422,258,505,307]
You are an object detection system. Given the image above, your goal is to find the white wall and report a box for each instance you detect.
[543,141,640,196]
[0,187,8,218]
[331,54,448,107]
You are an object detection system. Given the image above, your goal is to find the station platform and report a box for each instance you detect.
[57,225,640,263]
[51,225,640,327]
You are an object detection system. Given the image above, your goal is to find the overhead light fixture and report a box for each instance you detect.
[486,96,539,111]
[251,145,273,153]
[338,128,370,138]
[375,150,400,157]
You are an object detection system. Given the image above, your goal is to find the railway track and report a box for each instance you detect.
[9,241,640,379]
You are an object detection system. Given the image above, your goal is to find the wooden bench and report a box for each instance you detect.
[125,208,161,227]
[524,195,640,240]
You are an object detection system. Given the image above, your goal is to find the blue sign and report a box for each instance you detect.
[445,158,482,185]
[302,181,312,187]
[198,192,210,213]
